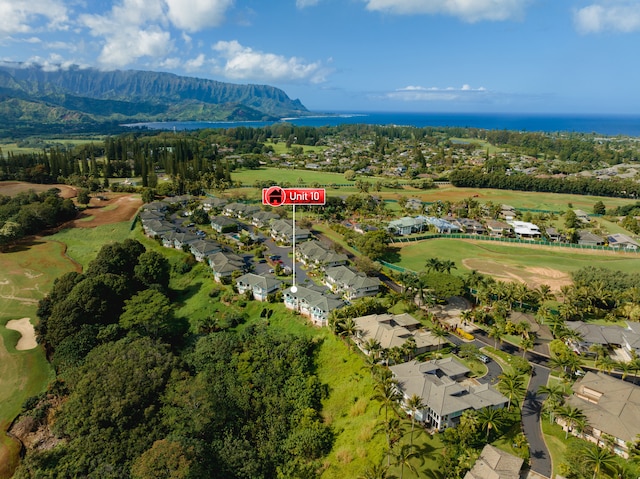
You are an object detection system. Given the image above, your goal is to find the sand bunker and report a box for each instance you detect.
[5,318,38,351]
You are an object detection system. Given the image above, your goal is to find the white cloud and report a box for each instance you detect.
[80,0,172,68]
[574,1,640,33]
[385,84,488,101]
[212,40,329,83]
[185,53,207,71]
[363,0,529,22]
[0,0,68,36]
[166,0,234,32]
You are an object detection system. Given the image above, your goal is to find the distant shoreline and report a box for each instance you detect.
[124,111,640,137]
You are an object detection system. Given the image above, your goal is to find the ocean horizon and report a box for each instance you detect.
[124,111,640,137]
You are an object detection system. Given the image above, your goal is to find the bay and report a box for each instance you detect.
[124,111,640,137]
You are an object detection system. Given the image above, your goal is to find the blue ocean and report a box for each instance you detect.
[125,111,640,137]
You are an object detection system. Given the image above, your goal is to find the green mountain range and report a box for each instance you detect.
[0,63,309,128]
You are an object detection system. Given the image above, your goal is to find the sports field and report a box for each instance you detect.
[389,237,640,290]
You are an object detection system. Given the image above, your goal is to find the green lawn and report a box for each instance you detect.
[49,221,135,269]
[266,139,327,155]
[387,237,640,275]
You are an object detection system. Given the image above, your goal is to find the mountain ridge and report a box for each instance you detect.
[0,63,310,128]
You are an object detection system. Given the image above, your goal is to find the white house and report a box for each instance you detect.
[235,273,281,301]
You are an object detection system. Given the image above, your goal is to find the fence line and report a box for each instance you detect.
[388,232,640,253]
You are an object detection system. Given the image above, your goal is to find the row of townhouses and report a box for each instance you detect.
[138,198,383,326]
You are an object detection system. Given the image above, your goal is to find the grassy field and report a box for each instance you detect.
[230,166,356,187]
[49,221,135,270]
[387,238,640,275]
[266,139,327,155]
[226,167,638,213]
[0,239,78,478]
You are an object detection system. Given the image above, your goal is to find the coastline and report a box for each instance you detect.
[123,111,640,137]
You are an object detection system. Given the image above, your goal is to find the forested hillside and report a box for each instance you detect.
[0,63,309,134]
[13,239,330,478]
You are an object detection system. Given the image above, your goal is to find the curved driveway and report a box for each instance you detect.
[452,330,553,478]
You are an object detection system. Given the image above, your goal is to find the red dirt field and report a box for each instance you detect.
[71,194,142,227]
[0,181,142,227]
[0,181,77,199]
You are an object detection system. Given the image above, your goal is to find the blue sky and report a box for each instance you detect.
[1,0,640,114]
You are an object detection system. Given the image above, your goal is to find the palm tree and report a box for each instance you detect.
[402,337,417,361]
[596,355,616,374]
[589,343,609,362]
[358,462,389,479]
[431,324,448,355]
[339,317,360,350]
[394,444,419,479]
[488,324,504,349]
[520,337,535,358]
[557,405,587,439]
[425,257,443,274]
[580,442,617,479]
[477,407,505,442]
[363,338,383,362]
[376,417,405,467]
[538,383,565,424]
[497,373,525,411]
[373,378,402,422]
[544,314,566,338]
[616,360,634,381]
[535,283,555,303]
[405,393,425,446]
[440,259,457,274]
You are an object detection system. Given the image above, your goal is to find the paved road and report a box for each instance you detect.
[523,364,552,478]
[455,329,553,478]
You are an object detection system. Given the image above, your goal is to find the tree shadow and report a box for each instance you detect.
[2,237,47,254]
[171,281,204,305]
[382,247,402,264]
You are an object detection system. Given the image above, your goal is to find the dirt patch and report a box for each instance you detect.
[0,181,76,198]
[71,193,142,228]
[462,258,572,292]
[5,318,37,351]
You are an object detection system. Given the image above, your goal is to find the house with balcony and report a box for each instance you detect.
[454,218,486,235]
[270,219,311,245]
[223,202,261,219]
[508,220,541,239]
[390,358,508,431]
[201,197,227,213]
[208,251,246,282]
[387,216,428,236]
[210,216,238,233]
[578,230,605,246]
[323,265,380,300]
[296,240,348,270]
[353,313,445,355]
[251,210,280,228]
[235,273,281,301]
[282,285,345,327]
[607,233,640,250]
[563,372,640,457]
[420,216,462,234]
[141,219,175,238]
[485,220,514,237]
[189,239,222,262]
